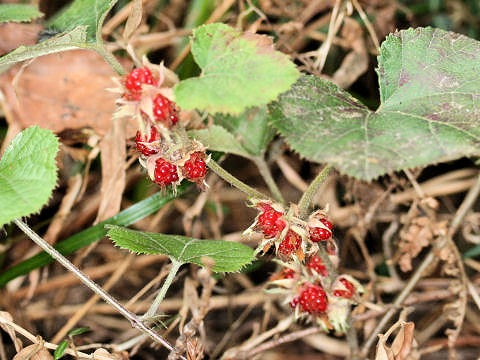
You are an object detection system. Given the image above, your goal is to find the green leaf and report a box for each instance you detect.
[67,327,90,336]
[47,0,117,42]
[270,28,480,180]
[0,183,192,286]
[174,23,300,114]
[53,340,69,359]
[0,26,88,73]
[189,125,252,159]
[107,225,255,272]
[0,126,59,227]
[214,106,276,156]
[0,4,43,23]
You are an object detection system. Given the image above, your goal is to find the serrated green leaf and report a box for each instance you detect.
[53,340,69,359]
[0,126,59,227]
[174,23,300,114]
[189,125,252,159]
[107,225,254,272]
[0,26,87,73]
[47,0,117,42]
[270,28,480,180]
[0,4,43,23]
[214,106,276,156]
[67,327,90,336]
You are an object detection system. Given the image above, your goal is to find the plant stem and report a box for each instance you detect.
[83,43,126,76]
[207,158,272,200]
[143,260,182,320]
[252,157,285,205]
[13,219,184,359]
[297,165,332,219]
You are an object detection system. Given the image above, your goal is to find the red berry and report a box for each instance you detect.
[281,268,295,279]
[183,152,207,181]
[333,279,355,299]
[135,126,160,156]
[307,256,328,277]
[299,284,328,314]
[309,219,332,242]
[125,67,157,100]
[278,230,301,255]
[290,296,299,308]
[153,94,178,126]
[154,158,179,186]
[321,219,333,231]
[257,208,286,238]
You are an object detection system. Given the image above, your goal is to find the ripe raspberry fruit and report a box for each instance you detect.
[290,296,299,309]
[153,94,178,126]
[183,151,207,181]
[281,268,295,279]
[333,278,355,299]
[309,219,333,242]
[135,126,160,156]
[125,67,157,100]
[298,284,328,314]
[257,206,286,238]
[278,230,301,255]
[307,256,328,277]
[154,158,179,186]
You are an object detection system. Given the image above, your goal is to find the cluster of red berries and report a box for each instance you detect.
[253,202,333,258]
[121,66,208,188]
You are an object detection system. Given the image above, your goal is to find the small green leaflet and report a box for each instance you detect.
[270,27,480,180]
[47,0,117,42]
[107,225,255,272]
[174,23,300,114]
[54,340,69,359]
[0,4,43,23]
[0,126,59,227]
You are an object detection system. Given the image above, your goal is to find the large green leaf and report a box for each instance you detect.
[0,4,43,23]
[0,126,59,227]
[47,0,117,42]
[0,26,87,73]
[214,106,275,156]
[174,23,300,114]
[107,225,255,272]
[270,28,480,180]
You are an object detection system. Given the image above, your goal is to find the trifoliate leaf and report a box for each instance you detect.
[270,28,480,180]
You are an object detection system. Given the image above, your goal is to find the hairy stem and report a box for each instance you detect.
[143,260,182,320]
[83,43,126,76]
[297,165,332,219]
[252,157,285,205]
[13,219,184,359]
[207,158,271,200]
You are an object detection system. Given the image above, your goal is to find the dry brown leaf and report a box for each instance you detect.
[0,23,42,55]
[93,348,123,359]
[123,0,143,41]
[13,344,53,360]
[94,117,127,223]
[0,311,22,352]
[391,322,415,360]
[0,50,137,137]
[398,217,433,272]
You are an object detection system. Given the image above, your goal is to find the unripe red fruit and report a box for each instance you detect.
[307,256,328,277]
[135,126,160,156]
[298,284,328,314]
[290,296,299,308]
[309,219,333,242]
[257,207,286,238]
[278,230,301,255]
[281,268,295,279]
[153,94,178,126]
[183,151,207,181]
[333,278,355,299]
[125,67,157,100]
[154,158,179,186]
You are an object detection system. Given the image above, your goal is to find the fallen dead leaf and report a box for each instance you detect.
[13,344,53,360]
[0,23,42,55]
[0,50,137,137]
